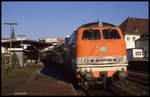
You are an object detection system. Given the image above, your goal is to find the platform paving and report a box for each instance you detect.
[14,65,77,96]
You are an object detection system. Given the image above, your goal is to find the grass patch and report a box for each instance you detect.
[1,64,9,72]
[2,64,42,96]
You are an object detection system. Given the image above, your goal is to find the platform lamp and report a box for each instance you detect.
[4,22,18,70]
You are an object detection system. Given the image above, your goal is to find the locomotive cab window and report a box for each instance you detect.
[103,29,121,39]
[82,29,101,40]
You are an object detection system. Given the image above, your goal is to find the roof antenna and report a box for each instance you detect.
[97,19,103,27]
[97,20,99,26]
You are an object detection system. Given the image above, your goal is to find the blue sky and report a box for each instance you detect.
[2,1,149,40]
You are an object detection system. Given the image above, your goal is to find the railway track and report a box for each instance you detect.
[75,77,149,96]
[127,71,149,86]
[115,79,149,96]
[75,86,119,96]
[75,86,142,96]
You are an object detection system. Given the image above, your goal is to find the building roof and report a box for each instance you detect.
[119,16,149,36]
[1,39,52,50]
[136,32,149,41]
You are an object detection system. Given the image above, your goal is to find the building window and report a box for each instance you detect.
[135,51,141,56]
[127,37,130,41]
[133,37,136,41]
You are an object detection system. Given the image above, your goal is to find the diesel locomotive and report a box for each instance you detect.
[42,22,128,89]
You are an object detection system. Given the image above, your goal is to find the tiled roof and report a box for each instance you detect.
[136,37,149,41]
[136,32,149,41]
[119,16,149,36]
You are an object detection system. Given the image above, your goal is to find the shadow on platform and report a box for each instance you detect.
[128,60,149,73]
[40,64,71,83]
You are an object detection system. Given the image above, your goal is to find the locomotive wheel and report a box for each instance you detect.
[82,82,89,90]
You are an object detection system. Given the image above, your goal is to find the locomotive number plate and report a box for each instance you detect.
[100,46,107,52]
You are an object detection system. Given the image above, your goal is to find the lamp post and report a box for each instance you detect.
[4,22,18,69]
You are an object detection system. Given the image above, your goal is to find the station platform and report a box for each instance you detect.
[15,65,77,96]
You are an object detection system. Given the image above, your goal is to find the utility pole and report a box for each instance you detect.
[4,22,18,70]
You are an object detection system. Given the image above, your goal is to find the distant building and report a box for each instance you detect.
[135,32,149,60]
[126,48,144,60]
[119,16,149,60]
[40,37,65,51]
[1,38,9,54]
[43,37,58,43]
[2,28,26,67]
[57,37,65,45]
[16,37,27,40]
[119,16,148,49]
[1,46,9,54]
[1,38,10,42]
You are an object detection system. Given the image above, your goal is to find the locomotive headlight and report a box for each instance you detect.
[85,72,94,80]
[116,56,122,63]
[84,58,90,64]
[98,22,103,27]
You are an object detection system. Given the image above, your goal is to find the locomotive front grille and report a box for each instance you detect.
[80,56,126,65]
[95,57,119,64]
[96,58,112,62]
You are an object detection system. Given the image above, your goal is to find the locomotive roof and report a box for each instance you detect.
[78,22,117,29]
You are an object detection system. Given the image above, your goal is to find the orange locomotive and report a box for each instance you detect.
[43,22,128,89]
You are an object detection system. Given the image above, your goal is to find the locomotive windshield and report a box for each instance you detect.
[82,29,101,40]
[102,29,121,39]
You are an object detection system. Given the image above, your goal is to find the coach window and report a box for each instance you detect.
[82,29,101,40]
[102,29,121,39]
[68,34,73,45]
[72,31,77,43]
[65,37,69,46]
[67,31,77,46]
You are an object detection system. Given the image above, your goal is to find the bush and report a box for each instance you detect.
[2,54,8,65]
[24,55,27,64]
[11,53,19,66]
[2,54,9,70]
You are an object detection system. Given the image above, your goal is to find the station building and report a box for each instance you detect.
[2,29,51,68]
